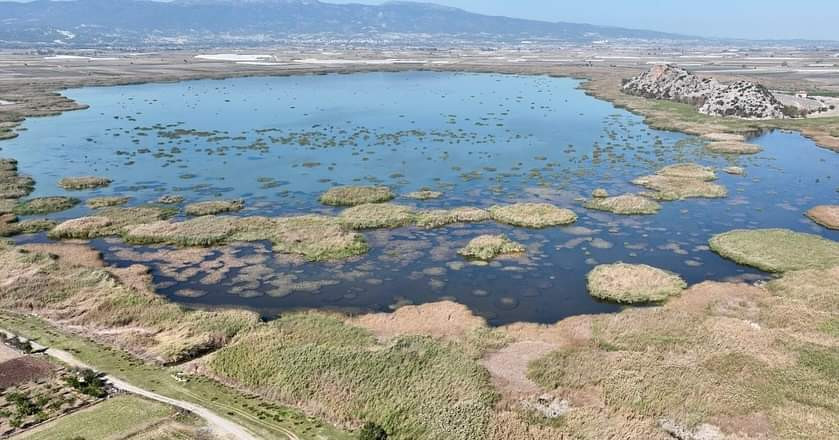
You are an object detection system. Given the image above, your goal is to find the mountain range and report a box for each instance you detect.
[0,0,692,47]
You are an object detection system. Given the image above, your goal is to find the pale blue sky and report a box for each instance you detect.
[5,0,839,40]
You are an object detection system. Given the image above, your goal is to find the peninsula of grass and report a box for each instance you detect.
[709,228,839,272]
[584,194,661,215]
[705,141,763,155]
[207,313,498,440]
[0,173,35,199]
[488,203,577,228]
[339,203,415,229]
[57,176,112,190]
[0,219,57,237]
[13,196,79,215]
[415,207,490,229]
[806,205,839,230]
[0,244,259,364]
[86,196,130,208]
[125,215,368,261]
[48,206,176,240]
[320,186,395,206]
[457,234,525,261]
[184,199,245,216]
[586,263,687,304]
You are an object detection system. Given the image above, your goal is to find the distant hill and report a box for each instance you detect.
[0,0,693,47]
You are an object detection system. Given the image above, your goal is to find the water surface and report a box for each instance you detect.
[5,72,838,324]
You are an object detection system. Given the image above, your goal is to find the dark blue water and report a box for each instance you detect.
[4,72,838,324]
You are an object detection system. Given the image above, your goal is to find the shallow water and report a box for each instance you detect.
[4,72,839,324]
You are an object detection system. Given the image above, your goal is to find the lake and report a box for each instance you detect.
[4,71,838,324]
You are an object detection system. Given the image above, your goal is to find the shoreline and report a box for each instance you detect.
[1,58,838,150]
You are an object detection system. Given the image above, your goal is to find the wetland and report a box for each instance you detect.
[3,71,839,325]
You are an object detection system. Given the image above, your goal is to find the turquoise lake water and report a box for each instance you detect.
[4,72,838,324]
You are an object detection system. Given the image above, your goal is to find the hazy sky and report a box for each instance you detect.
[5,0,838,41]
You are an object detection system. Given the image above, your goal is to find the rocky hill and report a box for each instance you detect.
[622,65,787,120]
[0,0,689,48]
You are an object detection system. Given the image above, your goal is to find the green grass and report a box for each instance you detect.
[208,313,498,440]
[709,229,839,272]
[18,395,174,440]
[0,312,350,440]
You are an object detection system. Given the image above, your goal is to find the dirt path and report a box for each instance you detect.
[22,338,270,440]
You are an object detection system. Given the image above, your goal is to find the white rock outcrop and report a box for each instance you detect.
[623,64,787,120]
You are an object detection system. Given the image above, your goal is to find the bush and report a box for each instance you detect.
[359,422,389,440]
[66,368,108,398]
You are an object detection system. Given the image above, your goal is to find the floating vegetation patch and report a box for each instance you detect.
[458,234,525,261]
[49,207,175,240]
[584,194,661,215]
[339,203,415,229]
[806,205,839,230]
[586,263,686,303]
[591,188,609,199]
[415,207,490,229]
[488,203,577,228]
[14,196,80,215]
[656,163,717,181]
[86,196,130,209]
[184,199,245,216]
[710,229,839,273]
[320,186,395,206]
[406,190,443,200]
[157,195,184,205]
[632,175,727,201]
[57,176,112,190]
[705,141,763,155]
[126,215,368,261]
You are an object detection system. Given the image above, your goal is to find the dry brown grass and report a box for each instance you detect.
[806,205,839,230]
[705,141,763,155]
[525,273,839,439]
[0,244,260,364]
[586,263,687,303]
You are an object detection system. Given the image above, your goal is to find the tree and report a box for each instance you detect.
[358,422,388,440]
